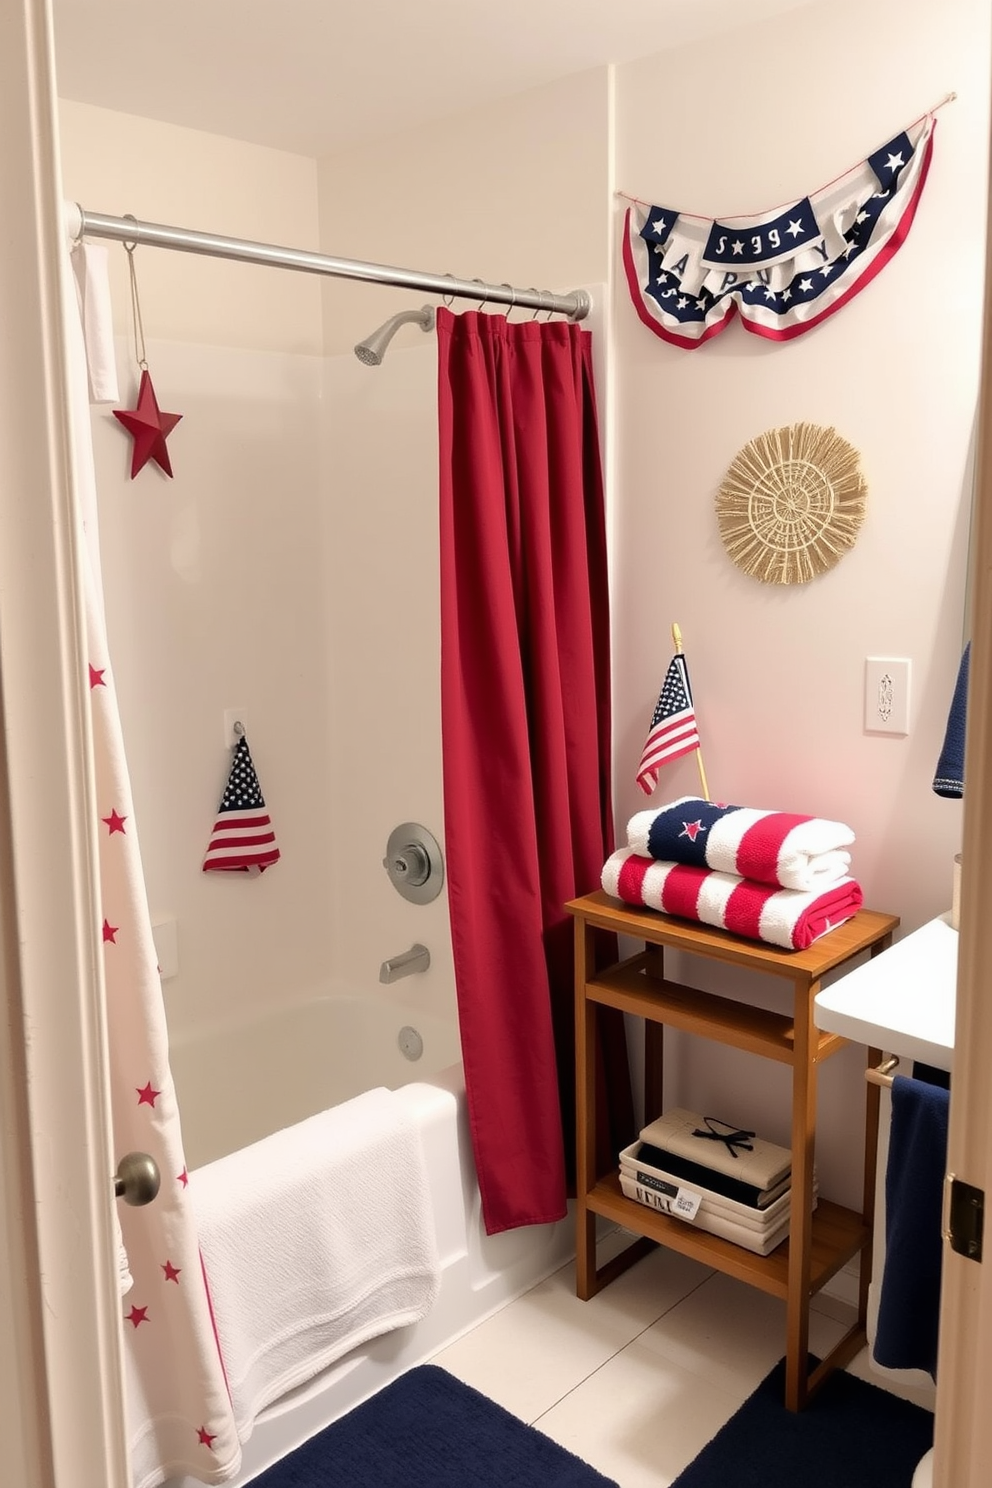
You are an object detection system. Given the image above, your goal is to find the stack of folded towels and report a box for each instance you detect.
[602,796,862,950]
[619,1107,817,1256]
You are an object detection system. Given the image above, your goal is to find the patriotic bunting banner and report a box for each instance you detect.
[623,114,935,349]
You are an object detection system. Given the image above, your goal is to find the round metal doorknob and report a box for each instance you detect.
[114,1151,161,1206]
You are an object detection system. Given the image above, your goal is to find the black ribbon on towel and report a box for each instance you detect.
[691,1116,755,1159]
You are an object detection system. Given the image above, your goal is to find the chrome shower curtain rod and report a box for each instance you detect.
[72,206,592,322]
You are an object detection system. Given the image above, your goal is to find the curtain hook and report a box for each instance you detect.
[526,289,541,321]
[499,282,516,319]
[441,274,456,309]
[470,277,489,311]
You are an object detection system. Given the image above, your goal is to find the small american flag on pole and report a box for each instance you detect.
[636,652,700,796]
[202,732,280,873]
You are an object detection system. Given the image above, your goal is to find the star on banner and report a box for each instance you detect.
[113,370,182,479]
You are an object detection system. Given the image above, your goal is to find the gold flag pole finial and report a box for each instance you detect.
[671,621,709,800]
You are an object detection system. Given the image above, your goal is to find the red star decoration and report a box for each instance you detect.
[126,1305,149,1328]
[196,1427,217,1449]
[177,1167,189,1188]
[679,819,704,841]
[136,1081,161,1107]
[113,369,182,479]
[102,809,127,835]
[102,919,119,944]
[89,664,106,688]
[162,1260,182,1284]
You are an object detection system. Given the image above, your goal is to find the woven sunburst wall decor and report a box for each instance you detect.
[715,423,867,585]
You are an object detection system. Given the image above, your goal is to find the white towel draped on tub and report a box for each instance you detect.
[190,1086,441,1441]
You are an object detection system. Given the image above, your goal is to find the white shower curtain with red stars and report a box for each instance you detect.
[64,235,240,1486]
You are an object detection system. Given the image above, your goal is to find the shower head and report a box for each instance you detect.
[354,304,436,366]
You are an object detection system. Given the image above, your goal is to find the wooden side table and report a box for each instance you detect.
[566,889,899,1410]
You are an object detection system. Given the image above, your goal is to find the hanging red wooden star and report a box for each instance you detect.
[113,369,182,478]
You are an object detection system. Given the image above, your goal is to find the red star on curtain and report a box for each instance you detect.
[102,808,127,834]
[113,370,182,479]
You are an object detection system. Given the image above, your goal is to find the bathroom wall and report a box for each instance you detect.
[610,0,989,1200]
[314,66,612,1012]
[54,74,611,1041]
[58,103,334,1039]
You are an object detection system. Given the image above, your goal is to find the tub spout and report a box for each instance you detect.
[379,943,431,983]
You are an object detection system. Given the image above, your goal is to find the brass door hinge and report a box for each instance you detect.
[944,1174,984,1262]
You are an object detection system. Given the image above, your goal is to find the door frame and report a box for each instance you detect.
[933,109,992,1486]
[0,1,129,1483]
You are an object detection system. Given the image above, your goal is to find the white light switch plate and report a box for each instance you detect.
[864,657,911,735]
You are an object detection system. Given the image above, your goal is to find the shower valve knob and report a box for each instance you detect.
[389,844,431,885]
[383,822,445,904]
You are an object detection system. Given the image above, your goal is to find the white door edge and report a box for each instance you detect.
[0,1,128,1484]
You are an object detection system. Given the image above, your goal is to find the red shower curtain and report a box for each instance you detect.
[437,307,633,1235]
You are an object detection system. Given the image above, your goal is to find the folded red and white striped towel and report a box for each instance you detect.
[626,796,854,892]
[602,848,863,950]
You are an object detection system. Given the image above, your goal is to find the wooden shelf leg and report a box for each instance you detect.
[785,975,818,1411]
[575,918,598,1300]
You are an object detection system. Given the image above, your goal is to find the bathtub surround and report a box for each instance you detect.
[248,1365,619,1488]
[61,232,240,1484]
[437,308,633,1235]
[669,1356,933,1487]
[189,1087,440,1441]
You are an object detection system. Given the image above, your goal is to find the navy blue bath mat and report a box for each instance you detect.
[249,1363,618,1486]
[671,1357,934,1487]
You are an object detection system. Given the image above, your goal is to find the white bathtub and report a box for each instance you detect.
[165,993,575,1486]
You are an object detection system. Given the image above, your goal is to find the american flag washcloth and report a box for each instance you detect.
[602,849,863,951]
[202,733,280,874]
[626,796,854,892]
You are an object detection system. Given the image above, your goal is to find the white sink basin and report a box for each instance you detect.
[813,915,956,1072]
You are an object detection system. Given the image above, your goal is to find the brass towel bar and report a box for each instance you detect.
[865,1055,900,1088]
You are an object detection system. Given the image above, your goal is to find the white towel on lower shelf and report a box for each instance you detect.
[189,1085,441,1440]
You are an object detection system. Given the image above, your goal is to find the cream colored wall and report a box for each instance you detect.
[612,0,989,1201]
[53,74,610,1043]
[314,67,612,354]
[57,104,333,1040]
[58,100,322,354]
[312,67,611,1018]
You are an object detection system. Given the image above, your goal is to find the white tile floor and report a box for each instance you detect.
[427,1232,936,1487]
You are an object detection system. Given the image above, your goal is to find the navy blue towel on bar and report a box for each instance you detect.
[933,641,970,798]
[873,1073,950,1379]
